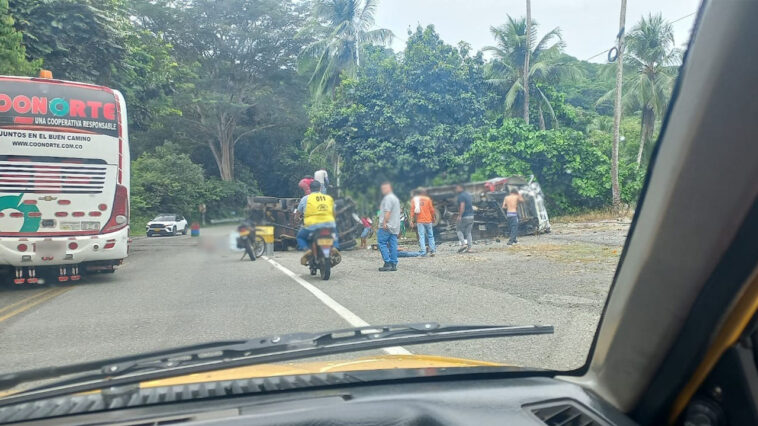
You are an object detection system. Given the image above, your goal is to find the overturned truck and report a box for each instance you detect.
[416,176,551,242]
[247,196,362,251]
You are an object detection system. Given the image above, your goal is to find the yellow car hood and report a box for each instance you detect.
[139,354,503,389]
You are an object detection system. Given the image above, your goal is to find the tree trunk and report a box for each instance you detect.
[523,0,532,125]
[637,106,655,167]
[209,118,236,182]
[538,104,546,130]
[219,140,234,181]
[611,0,627,212]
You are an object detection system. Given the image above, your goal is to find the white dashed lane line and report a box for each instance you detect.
[263,256,411,356]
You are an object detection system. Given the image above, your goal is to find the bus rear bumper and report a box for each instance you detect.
[0,227,129,268]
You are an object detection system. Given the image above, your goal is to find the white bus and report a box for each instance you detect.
[0,72,130,284]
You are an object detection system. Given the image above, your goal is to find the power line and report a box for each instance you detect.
[670,12,696,24]
[582,11,697,63]
[584,48,611,62]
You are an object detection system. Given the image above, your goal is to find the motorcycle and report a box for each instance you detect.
[300,227,341,280]
[237,222,266,261]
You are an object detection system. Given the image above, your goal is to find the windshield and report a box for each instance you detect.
[0,0,699,395]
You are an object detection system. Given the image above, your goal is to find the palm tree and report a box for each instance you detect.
[301,0,393,99]
[600,13,681,167]
[484,16,568,129]
[626,13,681,166]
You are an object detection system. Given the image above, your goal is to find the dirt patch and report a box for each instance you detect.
[506,242,620,264]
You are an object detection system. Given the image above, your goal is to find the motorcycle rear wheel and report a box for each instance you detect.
[244,240,256,261]
[253,235,266,258]
[320,258,330,280]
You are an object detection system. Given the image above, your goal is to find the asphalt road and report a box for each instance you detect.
[0,222,626,378]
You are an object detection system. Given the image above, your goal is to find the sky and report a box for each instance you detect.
[374,0,702,62]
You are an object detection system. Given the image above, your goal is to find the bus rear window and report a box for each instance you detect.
[0,80,119,138]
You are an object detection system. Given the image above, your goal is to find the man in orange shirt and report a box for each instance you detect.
[410,189,436,257]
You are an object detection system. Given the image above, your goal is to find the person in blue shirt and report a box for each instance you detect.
[296,181,339,250]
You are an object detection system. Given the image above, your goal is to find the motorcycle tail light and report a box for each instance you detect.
[319,228,332,236]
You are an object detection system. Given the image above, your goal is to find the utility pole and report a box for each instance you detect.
[523,0,532,125]
[335,154,341,198]
[611,0,626,212]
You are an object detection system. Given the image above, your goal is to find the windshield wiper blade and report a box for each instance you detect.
[0,322,552,406]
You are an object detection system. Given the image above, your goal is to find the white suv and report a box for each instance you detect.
[146,214,189,237]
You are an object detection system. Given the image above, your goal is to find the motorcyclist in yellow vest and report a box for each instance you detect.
[296,181,338,250]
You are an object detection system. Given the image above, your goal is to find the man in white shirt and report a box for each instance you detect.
[314,169,329,194]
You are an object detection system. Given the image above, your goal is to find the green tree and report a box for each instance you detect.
[115,29,192,154]
[8,0,128,83]
[626,13,680,166]
[466,120,611,213]
[307,27,489,195]
[600,13,680,167]
[161,0,307,181]
[484,16,571,129]
[301,0,393,99]
[0,0,41,75]
[131,144,249,226]
[130,144,208,221]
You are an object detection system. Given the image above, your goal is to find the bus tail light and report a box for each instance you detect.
[102,184,129,234]
[104,239,116,249]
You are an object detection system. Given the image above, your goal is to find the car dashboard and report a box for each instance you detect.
[0,374,636,425]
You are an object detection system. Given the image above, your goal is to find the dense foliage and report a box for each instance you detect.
[2,0,681,218]
[0,0,40,75]
[308,27,490,195]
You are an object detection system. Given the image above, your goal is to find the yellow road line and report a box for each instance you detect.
[0,288,57,315]
[0,287,72,323]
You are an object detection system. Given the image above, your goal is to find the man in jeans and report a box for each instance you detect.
[503,188,525,245]
[410,189,436,257]
[377,182,400,271]
[295,181,338,250]
[455,184,475,253]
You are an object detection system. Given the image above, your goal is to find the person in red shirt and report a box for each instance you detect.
[359,217,373,249]
[298,176,314,195]
[409,189,436,256]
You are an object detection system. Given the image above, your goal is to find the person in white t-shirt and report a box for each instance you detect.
[314,169,328,194]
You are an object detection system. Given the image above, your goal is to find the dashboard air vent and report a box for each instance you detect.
[528,400,607,426]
